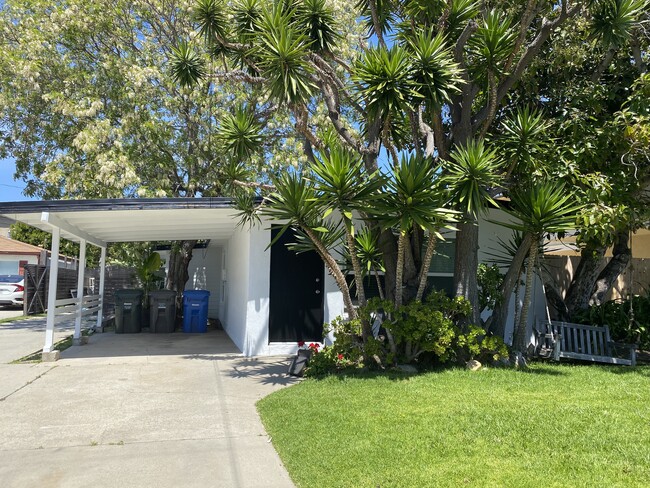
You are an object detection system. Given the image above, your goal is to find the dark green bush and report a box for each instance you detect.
[573,294,650,349]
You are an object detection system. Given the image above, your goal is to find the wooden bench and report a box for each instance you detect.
[536,320,637,366]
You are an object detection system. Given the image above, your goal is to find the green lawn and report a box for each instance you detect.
[257,365,650,488]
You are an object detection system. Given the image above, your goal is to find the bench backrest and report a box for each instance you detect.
[549,320,611,357]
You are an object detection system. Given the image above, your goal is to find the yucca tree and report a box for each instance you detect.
[167,0,646,348]
[500,181,584,362]
[356,228,386,298]
[372,154,456,308]
[443,139,502,325]
[308,146,384,340]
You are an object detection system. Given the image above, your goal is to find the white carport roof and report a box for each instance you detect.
[0,198,247,246]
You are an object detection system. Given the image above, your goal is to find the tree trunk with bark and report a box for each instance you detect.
[564,243,606,317]
[514,236,538,355]
[488,233,533,339]
[590,231,630,306]
[454,220,480,327]
[166,240,198,316]
[416,233,436,302]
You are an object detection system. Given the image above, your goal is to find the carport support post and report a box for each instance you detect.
[73,238,86,345]
[42,226,60,361]
[95,246,107,333]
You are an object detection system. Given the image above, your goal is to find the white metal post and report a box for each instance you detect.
[95,246,107,332]
[43,226,60,354]
[74,238,86,344]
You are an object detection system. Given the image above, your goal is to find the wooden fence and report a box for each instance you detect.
[23,264,137,316]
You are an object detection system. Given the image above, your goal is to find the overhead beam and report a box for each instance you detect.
[41,212,107,248]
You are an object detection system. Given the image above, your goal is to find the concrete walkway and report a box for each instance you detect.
[0,330,298,487]
[0,316,76,364]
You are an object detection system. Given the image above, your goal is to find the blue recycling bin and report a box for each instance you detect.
[183,290,210,333]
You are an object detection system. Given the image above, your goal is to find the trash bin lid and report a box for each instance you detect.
[183,290,210,299]
[150,290,177,300]
[115,289,144,299]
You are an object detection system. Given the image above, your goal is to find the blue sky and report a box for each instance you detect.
[0,158,33,202]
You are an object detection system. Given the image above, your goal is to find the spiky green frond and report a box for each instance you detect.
[444,139,503,218]
[233,0,262,42]
[373,153,457,232]
[447,0,480,33]
[503,181,584,235]
[286,220,345,254]
[254,5,316,105]
[309,147,384,224]
[591,0,648,47]
[498,106,552,174]
[354,0,397,38]
[407,30,464,108]
[296,0,341,53]
[469,9,516,75]
[264,171,320,223]
[193,0,229,42]
[219,106,264,161]
[353,45,422,121]
[170,40,206,88]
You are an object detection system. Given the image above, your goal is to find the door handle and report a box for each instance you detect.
[315,290,321,294]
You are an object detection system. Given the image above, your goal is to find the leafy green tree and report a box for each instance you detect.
[0,0,340,297]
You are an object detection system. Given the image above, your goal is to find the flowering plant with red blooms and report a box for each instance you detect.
[297,341,321,353]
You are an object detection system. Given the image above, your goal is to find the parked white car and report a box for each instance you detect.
[0,275,24,308]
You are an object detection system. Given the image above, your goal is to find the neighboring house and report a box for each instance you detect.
[544,228,650,301]
[0,235,47,275]
[0,198,544,357]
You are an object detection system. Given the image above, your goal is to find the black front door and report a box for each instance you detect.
[269,227,324,342]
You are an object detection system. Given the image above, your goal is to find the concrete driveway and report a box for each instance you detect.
[0,329,298,487]
[0,306,24,321]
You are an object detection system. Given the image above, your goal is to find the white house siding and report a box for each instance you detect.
[185,244,222,320]
[0,254,38,274]
[478,209,547,345]
[224,221,346,357]
[243,225,271,356]
[223,226,251,354]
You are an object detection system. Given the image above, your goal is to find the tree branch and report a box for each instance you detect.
[473,1,582,129]
[320,81,368,154]
[368,0,387,49]
[417,107,435,158]
[310,54,366,117]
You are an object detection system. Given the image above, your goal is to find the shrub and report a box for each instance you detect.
[574,294,650,350]
[303,317,367,377]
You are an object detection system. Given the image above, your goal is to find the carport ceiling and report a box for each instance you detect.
[0,198,250,244]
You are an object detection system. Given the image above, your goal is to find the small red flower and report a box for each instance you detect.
[337,354,344,360]
[298,341,305,347]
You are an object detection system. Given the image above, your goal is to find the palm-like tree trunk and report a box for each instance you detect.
[395,231,408,308]
[345,228,367,307]
[303,227,358,321]
[415,232,436,302]
[514,234,538,355]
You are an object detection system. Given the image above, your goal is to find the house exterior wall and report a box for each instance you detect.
[184,244,222,320]
[0,253,39,274]
[242,223,344,356]
[224,227,251,354]
[478,208,547,345]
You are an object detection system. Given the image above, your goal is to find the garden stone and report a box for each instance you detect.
[466,359,482,371]
[396,364,418,373]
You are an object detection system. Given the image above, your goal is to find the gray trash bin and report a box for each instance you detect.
[149,290,177,333]
[114,289,143,334]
